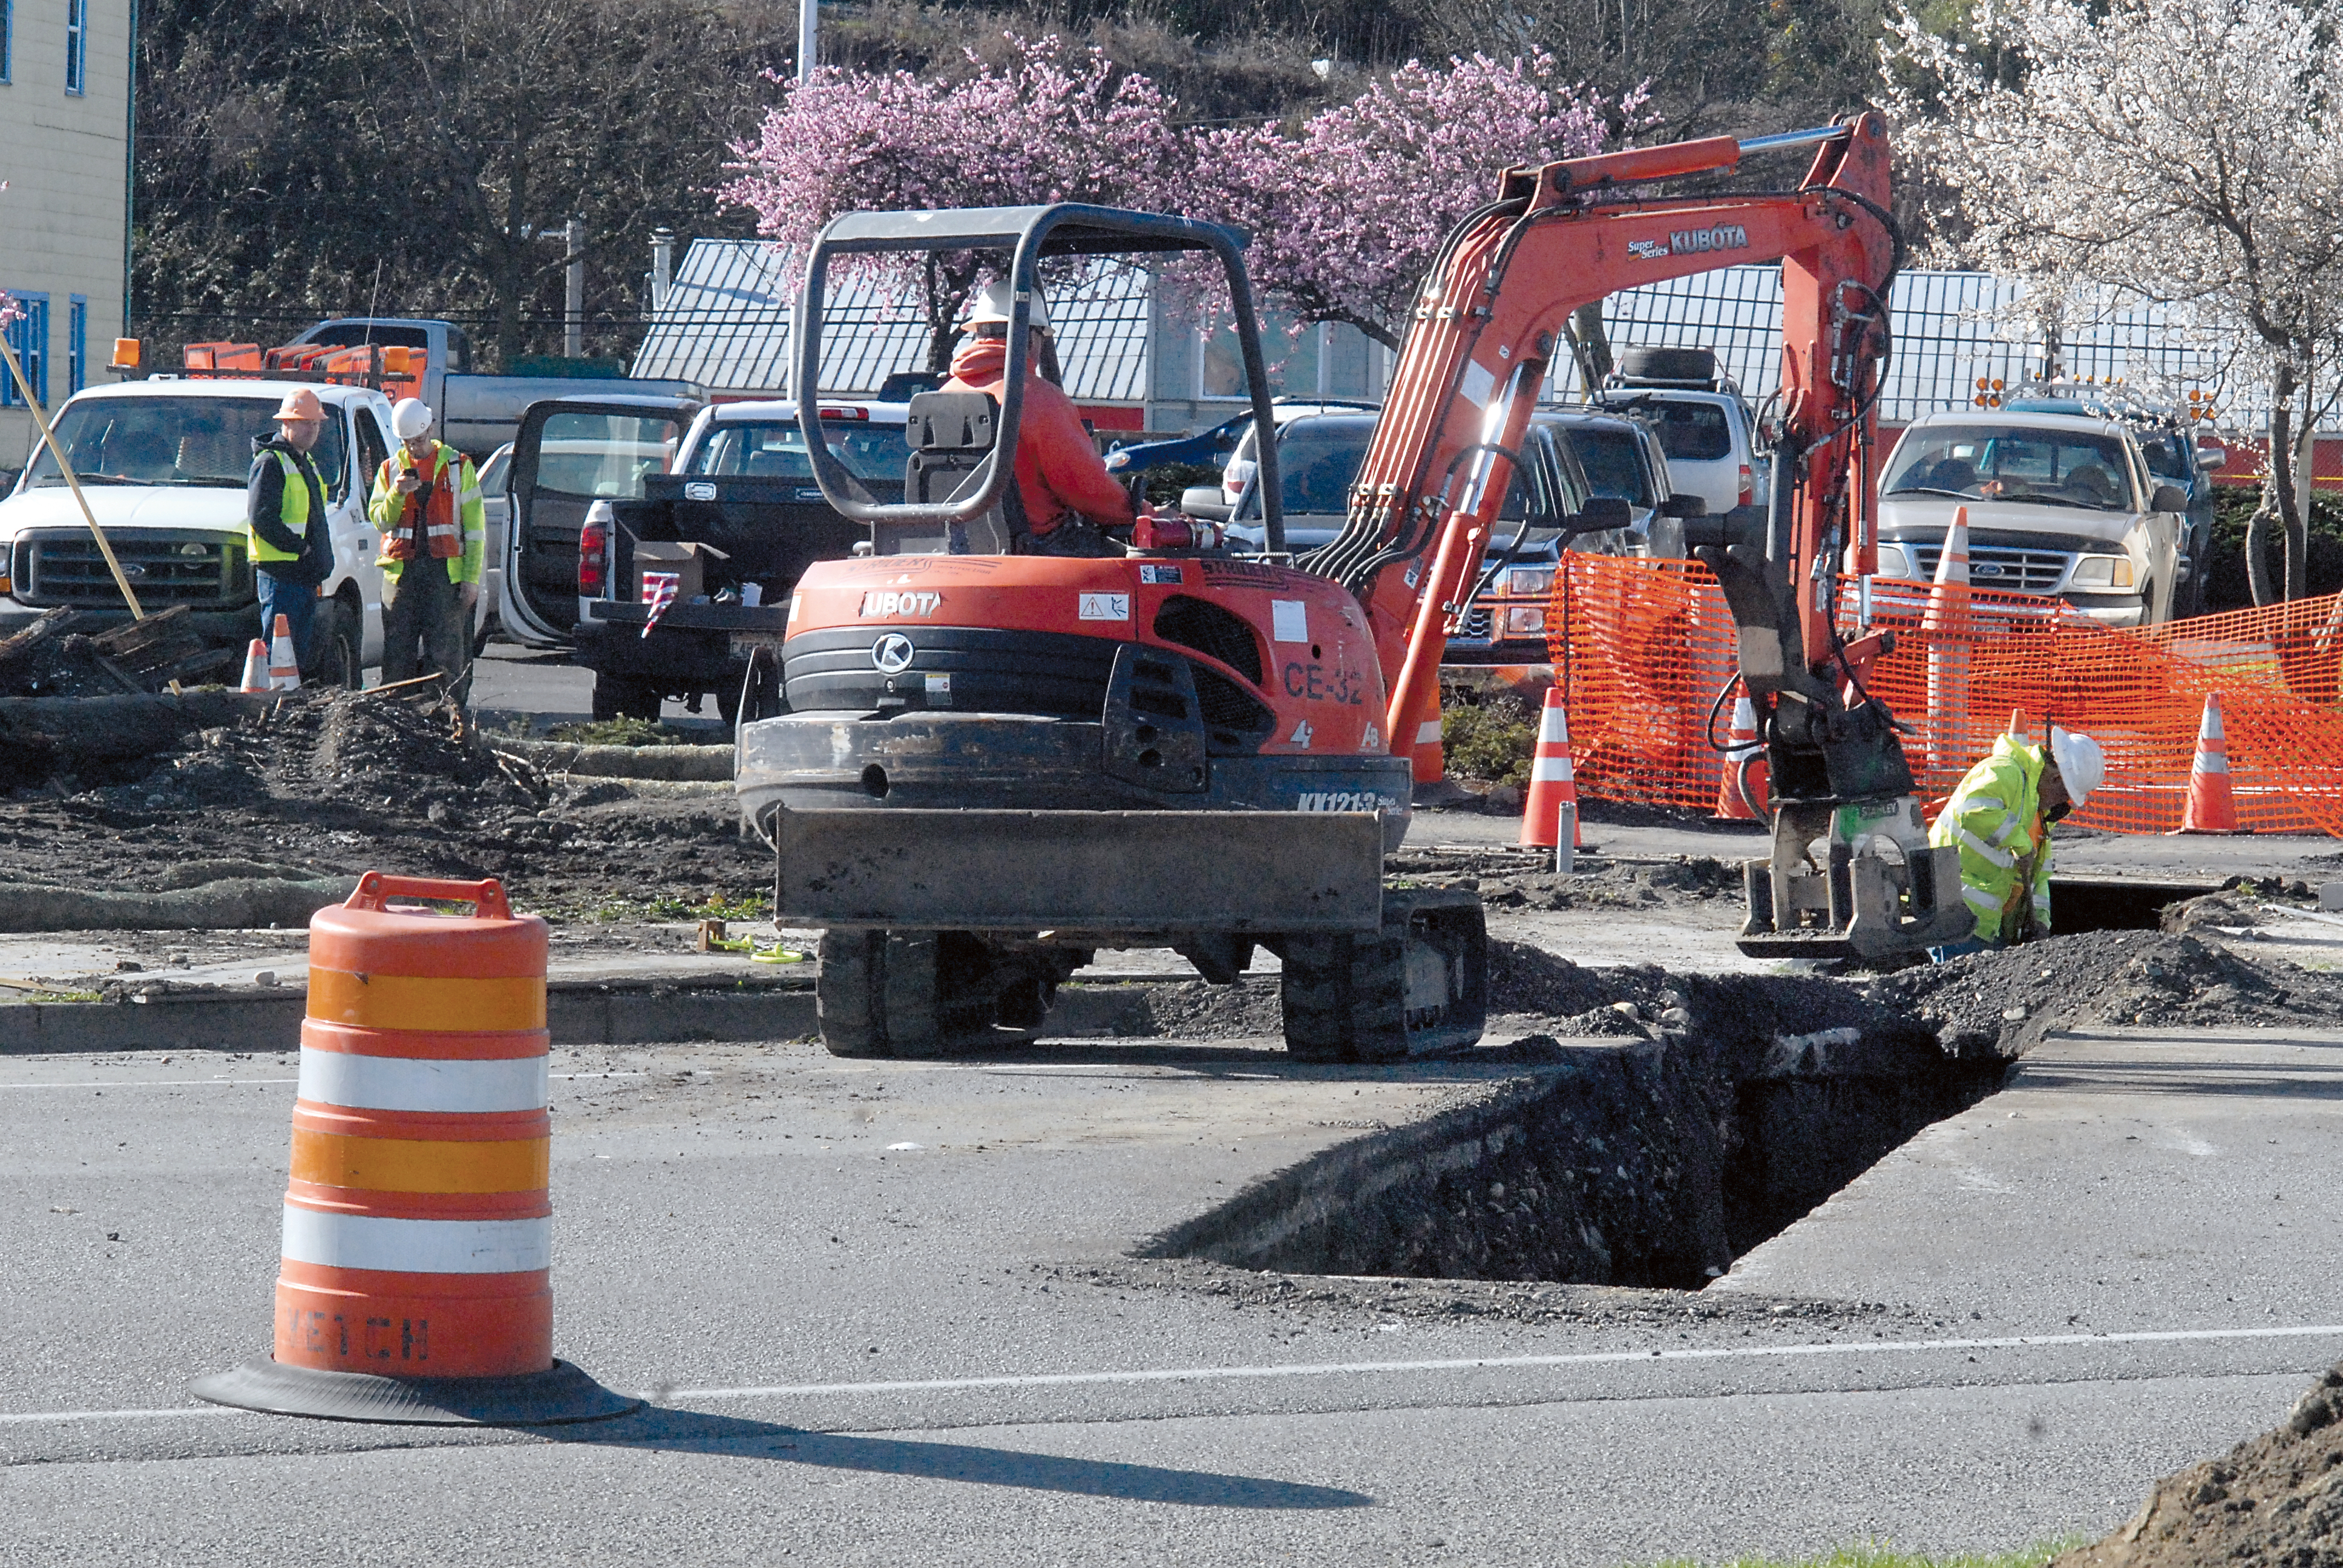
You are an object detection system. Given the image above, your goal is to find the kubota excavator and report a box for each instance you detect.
[735,111,1973,1062]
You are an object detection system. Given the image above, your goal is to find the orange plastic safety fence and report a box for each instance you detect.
[1543,555,2343,837]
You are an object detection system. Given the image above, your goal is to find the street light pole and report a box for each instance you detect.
[798,0,816,82]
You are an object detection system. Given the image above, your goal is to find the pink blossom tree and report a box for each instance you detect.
[1194,54,1639,351]
[722,35,1186,371]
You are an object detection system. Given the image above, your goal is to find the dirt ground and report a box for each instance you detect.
[0,686,768,921]
[2057,1361,2343,1568]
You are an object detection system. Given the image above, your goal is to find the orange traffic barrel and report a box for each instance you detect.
[191,873,635,1425]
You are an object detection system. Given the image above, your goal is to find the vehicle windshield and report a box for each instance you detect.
[1553,425,1656,506]
[1239,417,1532,521]
[1884,425,2138,511]
[23,395,347,497]
[683,419,906,483]
[2134,428,2191,483]
[1604,397,1732,462]
[531,411,682,498]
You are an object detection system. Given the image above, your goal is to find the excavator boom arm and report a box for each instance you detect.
[1317,116,1896,753]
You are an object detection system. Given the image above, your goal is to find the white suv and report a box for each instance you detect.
[1876,408,2191,627]
[1593,346,1766,516]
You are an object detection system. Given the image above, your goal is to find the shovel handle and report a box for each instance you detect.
[345,872,513,921]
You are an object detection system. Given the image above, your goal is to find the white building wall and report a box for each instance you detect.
[0,0,132,472]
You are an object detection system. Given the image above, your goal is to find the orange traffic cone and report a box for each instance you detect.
[2172,692,2246,834]
[190,874,636,1425]
[1923,506,1973,776]
[238,639,270,694]
[1519,687,1582,870]
[1714,685,1769,820]
[2008,707,2031,745]
[267,613,300,691]
[1412,709,1444,785]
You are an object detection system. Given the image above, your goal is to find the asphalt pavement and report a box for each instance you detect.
[4,1025,2337,1564]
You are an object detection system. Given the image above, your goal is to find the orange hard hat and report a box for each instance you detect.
[273,388,326,424]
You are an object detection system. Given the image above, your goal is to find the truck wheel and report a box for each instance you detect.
[1280,886,1489,1062]
[591,675,663,722]
[312,598,364,691]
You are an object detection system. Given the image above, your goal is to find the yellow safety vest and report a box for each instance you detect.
[249,448,313,566]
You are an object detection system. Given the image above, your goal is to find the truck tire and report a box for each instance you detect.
[312,597,364,691]
[1280,886,1489,1062]
[1618,345,1717,386]
[590,674,663,722]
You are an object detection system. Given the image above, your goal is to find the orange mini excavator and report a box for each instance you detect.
[736,113,1970,1061]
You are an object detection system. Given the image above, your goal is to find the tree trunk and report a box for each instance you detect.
[496,157,531,371]
[2288,397,2316,602]
[2262,359,2302,605]
[2245,497,2276,607]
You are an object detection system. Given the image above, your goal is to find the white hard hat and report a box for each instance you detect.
[2049,726,2104,806]
[392,398,434,440]
[965,280,1048,332]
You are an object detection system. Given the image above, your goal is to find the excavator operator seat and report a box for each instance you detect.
[892,391,1022,556]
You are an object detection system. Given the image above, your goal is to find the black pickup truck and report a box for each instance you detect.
[572,399,906,722]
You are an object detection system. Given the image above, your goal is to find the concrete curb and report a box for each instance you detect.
[491,736,734,781]
[0,978,819,1054]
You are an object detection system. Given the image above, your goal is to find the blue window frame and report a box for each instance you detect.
[2,0,15,83]
[64,0,84,94]
[68,295,86,394]
[2,292,50,407]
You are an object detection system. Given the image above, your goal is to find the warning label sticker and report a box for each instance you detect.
[1078,592,1132,621]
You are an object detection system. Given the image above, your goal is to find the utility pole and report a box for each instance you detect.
[798,0,816,82]
[565,217,586,359]
[650,229,675,314]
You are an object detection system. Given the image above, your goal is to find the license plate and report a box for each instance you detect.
[730,632,788,656]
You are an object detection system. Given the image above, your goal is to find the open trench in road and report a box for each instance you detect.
[1135,874,2334,1292]
[1141,977,2009,1290]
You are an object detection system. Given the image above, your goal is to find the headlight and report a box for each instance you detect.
[1874,544,1913,579]
[1502,606,1547,636]
[2070,554,2135,589]
[1505,566,1556,597]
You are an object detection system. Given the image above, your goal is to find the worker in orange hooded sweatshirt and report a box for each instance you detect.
[942,281,1136,557]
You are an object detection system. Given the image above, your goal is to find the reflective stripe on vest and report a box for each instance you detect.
[251,449,312,564]
[382,449,464,563]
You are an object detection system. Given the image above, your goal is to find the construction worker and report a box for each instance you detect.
[246,388,336,674]
[368,397,485,695]
[1928,724,2106,960]
[943,281,1136,557]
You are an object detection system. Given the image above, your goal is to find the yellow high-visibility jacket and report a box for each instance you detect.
[1930,734,2054,944]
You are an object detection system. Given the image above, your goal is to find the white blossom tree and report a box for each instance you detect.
[1884,0,2343,603]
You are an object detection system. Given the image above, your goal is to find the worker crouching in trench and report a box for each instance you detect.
[1927,724,2106,961]
[369,397,486,701]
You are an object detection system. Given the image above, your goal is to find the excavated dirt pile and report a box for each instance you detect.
[0,687,767,916]
[1865,929,2343,1058]
[1146,942,2007,1289]
[2056,1361,2343,1568]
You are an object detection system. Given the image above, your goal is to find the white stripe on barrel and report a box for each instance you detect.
[280,1206,552,1275]
[297,1047,549,1114]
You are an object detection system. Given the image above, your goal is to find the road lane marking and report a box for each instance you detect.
[5,1324,2336,1427]
[670,1322,2343,1401]
[0,1072,644,1092]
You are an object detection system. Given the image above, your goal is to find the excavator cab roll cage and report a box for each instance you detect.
[793,204,1287,552]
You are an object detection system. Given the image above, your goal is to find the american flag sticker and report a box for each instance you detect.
[641,572,683,638]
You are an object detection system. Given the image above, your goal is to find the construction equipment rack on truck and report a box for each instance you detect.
[739,115,1971,1063]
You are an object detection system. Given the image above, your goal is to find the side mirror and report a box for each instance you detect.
[2149,484,2189,513]
[1559,496,1634,535]
[1179,485,1234,523]
[1660,492,1707,520]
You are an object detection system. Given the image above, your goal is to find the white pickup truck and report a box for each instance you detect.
[0,378,392,681]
